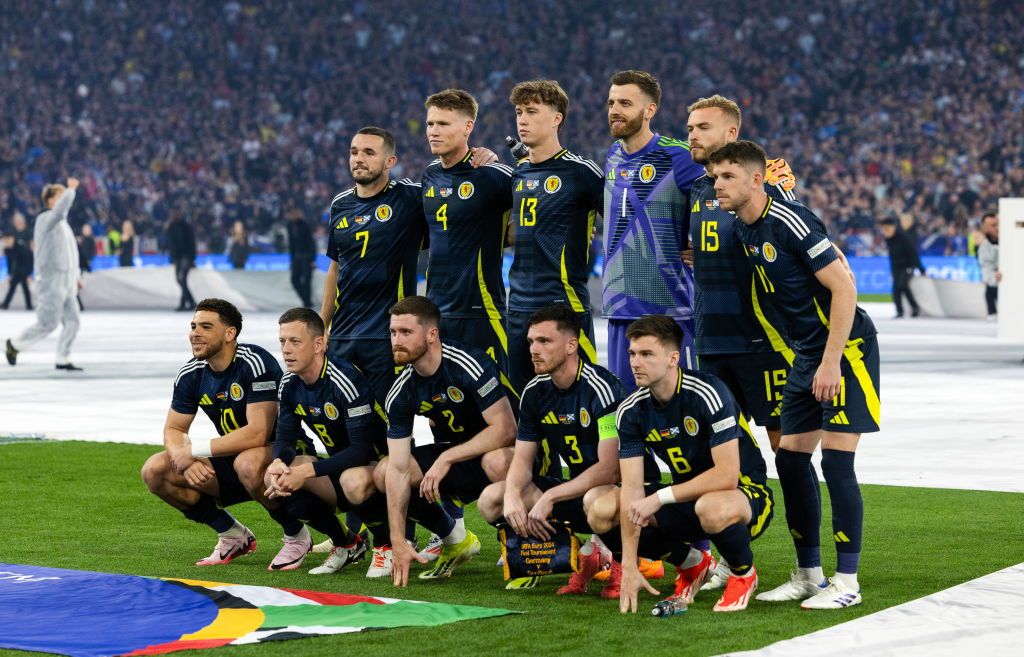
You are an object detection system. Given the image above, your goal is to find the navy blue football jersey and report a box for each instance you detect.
[171,343,282,437]
[616,369,767,487]
[689,175,794,356]
[327,179,427,341]
[385,341,508,445]
[733,197,877,355]
[274,356,388,476]
[421,154,513,319]
[517,361,625,479]
[508,149,603,313]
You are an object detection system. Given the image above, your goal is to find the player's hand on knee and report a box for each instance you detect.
[419,461,450,503]
[184,461,213,488]
[628,496,659,528]
[526,495,556,540]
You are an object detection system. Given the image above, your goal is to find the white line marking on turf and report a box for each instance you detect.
[717,563,1024,657]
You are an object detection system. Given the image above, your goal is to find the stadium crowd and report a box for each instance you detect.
[1,0,1021,258]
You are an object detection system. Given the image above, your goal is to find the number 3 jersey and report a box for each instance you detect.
[171,343,283,437]
[274,356,388,475]
[615,368,767,488]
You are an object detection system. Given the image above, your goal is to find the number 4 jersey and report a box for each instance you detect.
[171,343,283,437]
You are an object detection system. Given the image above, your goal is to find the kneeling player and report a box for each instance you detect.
[478,305,624,593]
[590,316,773,614]
[141,298,306,570]
[379,296,517,586]
[266,308,396,577]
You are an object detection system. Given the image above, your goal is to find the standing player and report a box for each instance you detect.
[710,141,879,609]
[505,80,604,393]
[267,308,396,577]
[477,305,624,594]
[588,316,773,614]
[322,126,427,406]
[140,298,309,570]
[683,95,803,590]
[380,296,517,586]
[602,70,705,389]
[420,89,514,386]
[6,178,83,370]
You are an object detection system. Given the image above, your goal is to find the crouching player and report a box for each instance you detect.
[478,305,625,593]
[266,307,395,576]
[590,316,773,613]
[141,298,305,570]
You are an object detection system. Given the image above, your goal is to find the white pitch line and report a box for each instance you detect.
[717,563,1024,657]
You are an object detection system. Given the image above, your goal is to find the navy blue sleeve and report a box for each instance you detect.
[516,384,542,443]
[247,351,283,404]
[312,380,377,478]
[385,375,416,439]
[616,399,646,459]
[701,376,744,449]
[170,364,199,415]
[469,356,507,414]
[272,379,300,464]
[775,205,839,274]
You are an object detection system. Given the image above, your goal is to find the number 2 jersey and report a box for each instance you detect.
[273,356,388,476]
[171,343,282,437]
[615,368,768,489]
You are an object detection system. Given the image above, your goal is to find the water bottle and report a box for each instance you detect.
[505,136,529,160]
[651,597,687,618]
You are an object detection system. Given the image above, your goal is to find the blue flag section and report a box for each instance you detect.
[0,563,516,657]
[0,564,218,657]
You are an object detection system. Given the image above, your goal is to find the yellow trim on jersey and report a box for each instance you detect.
[500,371,519,400]
[560,246,586,314]
[761,197,773,218]
[750,278,795,365]
[739,413,760,449]
[554,149,568,159]
[319,356,329,380]
[539,438,553,476]
[675,368,683,394]
[813,298,831,328]
[578,331,598,364]
[842,338,880,425]
[740,474,773,539]
[476,248,508,330]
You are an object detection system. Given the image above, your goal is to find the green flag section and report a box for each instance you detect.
[0,564,515,657]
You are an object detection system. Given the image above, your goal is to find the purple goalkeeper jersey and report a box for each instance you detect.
[602,134,704,320]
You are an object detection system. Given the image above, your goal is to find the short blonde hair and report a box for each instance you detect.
[41,184,65,206]
[686,95,742,130]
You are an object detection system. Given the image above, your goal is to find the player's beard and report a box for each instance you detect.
[392,341,427,366]
[691,138,727,165]
[609,111,644,140]
[532,352,565,375]
[192,337,223,361]
[351,165,384,186]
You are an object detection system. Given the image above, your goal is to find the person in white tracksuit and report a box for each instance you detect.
[5,177,84,370]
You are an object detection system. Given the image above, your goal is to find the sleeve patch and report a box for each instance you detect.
[252,381,277,391]
[477,377,498,397]
[347,404,371,418]
[712,417,737,433]
[807,238,832,259]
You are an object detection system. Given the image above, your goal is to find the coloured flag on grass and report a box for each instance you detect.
[0,564,515,657]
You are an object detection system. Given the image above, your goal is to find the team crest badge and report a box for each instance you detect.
[458,182,475,200]
[375,204,393,222]
[229,383,244,401]
[683,416,699,436]
[526,179,540,191]
[639,164,656,183]
[580,408,591,428]
[544,175,561,194]
[324,402,339,421]
[447,386,464,403]
[762,242,777,262]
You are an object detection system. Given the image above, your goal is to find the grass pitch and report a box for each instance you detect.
[1,441,1021,657]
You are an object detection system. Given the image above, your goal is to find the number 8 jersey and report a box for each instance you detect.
[171,343,283,438]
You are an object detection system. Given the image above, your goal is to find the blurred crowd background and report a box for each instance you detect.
[1,0,1021,265]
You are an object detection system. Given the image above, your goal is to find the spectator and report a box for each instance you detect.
[977,212,1000,320]
[2,212,33,310]
[879,218,921,319]
[285,205,316,308]
[228,220,250,270]
[118,219,135,267]
[164,209,196,311]
[78,223,96,273]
